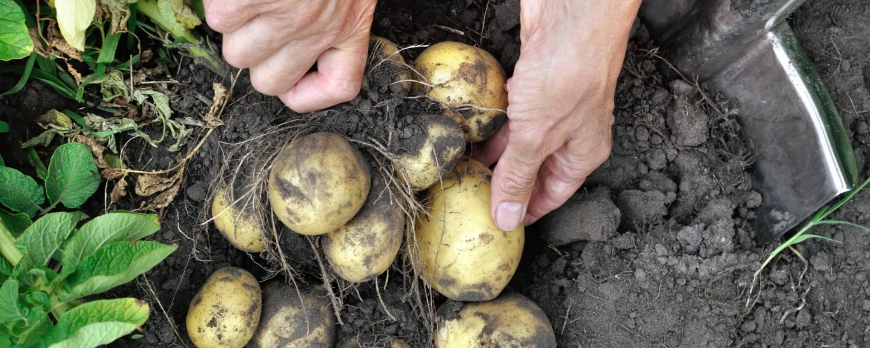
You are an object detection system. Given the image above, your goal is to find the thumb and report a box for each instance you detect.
[490,135,544,232]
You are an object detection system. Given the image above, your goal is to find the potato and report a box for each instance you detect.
[268,132,371,235]
[322,176,405,282]
[393,114,466,191]
[211,187,268,253]
[248,282,336,348]
[435,292,556,348]
[368,35,412,96]
[186,267,262,348]
[414,156,524,301]
[413,41,508,142]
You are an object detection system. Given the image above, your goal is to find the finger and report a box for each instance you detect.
[248,39,323,96]
[221,17,285,68]
[471,119,511,167]
[279,34,370,113]
[524,132,612,226]
[205,0,270,33]
[489,131,546,232]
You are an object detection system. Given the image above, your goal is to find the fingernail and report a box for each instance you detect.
[496,202,523,231]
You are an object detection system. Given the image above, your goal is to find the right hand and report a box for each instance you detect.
[204,0,377,113]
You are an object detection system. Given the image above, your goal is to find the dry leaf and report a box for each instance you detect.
[139,172,183,210]
[74,135,125,179]
[135,170,183,196]
[110,175,128,202]
[202,82,227,127]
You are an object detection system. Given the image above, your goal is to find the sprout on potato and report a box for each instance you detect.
[186,267,262,348]
[413,41,509,142]
[322,176,405,283]
[414,156,524,301]
[248,282,336,348]
[393,114,466,191]
[210,186,268,253]
[435,292,556,348]
[268,132,371,235]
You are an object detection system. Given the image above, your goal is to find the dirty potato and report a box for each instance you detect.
[435,292,556,348]
[186,267,262,348]
[322,176,405,283]
[413,41,508,142]
[368,35,412,96]
[393,114,466,191]
[211,186,268,253]
[268,132,371,235]
[415,156,524,301]
[248,282,336,348]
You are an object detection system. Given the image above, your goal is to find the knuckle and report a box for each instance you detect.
[496,165,537,198]
[249,69,280,96]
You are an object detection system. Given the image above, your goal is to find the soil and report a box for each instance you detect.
[3,0,870,347]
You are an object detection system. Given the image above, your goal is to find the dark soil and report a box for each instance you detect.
[3,0,870,347]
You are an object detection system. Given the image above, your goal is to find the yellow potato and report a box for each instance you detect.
[415,156,524,301]
[435,293,556,348]
[268,132,371,235]
[186,267,262,348]
[368,35,412,96]
[413,41,508,142]
[322,176,405,282]
[393,114,466,191]
[248,282,336,348]
[211,187,268,253]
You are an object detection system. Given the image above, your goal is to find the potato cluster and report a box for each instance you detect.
[195,36,557,347]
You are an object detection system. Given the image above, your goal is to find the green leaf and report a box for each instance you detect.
[0,122,8,134]
[0,153,4,166]
[0,279,24,324]
[96,33,121,64]
[15,212,85,270]
[791,233,841,245]
[0,209,32,236]
[0,0,33,61]
[0,166,44,218]
[62,241,176,300]
[43,298,148,348]
[0,52,35,97]
[62,212,160,269]
[23,147,47,181]
[54,0,95,51]
[45,142,100,209]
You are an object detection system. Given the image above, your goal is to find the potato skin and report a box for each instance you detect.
[211,187,268,252]
[415,156,524,301]
[268,132,371,235]
[413,41,508,142]
[435,293,556,348]
[186,267,262,348]
[322,176,405,283]
[393,114,466,191]
[368,35,412,96]
[248,282,336,348]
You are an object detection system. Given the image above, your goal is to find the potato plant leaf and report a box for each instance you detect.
[61,241,176,300]
[0,167,44,218]
[45,142,100,209]
[14,212,85,271]
[0,279,23,324]
[0,209,31,236]
[54,0,95,51]
[61,212,160,270]
[42,298,148,348]
[0,0,33,61]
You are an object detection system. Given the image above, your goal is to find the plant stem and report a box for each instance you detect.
[0,222,22,267]
[136,0,225,76]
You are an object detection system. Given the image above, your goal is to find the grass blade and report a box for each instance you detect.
[97,33,122,64]
[0,53,36,97]
[816,220,870,234]
[791,234,841,245]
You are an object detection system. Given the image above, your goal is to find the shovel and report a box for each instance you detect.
[637,0,858,242]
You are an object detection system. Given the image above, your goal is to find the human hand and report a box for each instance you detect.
[473,0,641,231]
[203,0,377,112]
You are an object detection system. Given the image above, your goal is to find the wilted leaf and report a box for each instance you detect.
[134,170,182,197]
[55,0,96,51]
[202,82,226,127]
[110,176,128,202]
[0,0,33,61]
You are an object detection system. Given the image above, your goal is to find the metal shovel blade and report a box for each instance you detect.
[639,0,858,242]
